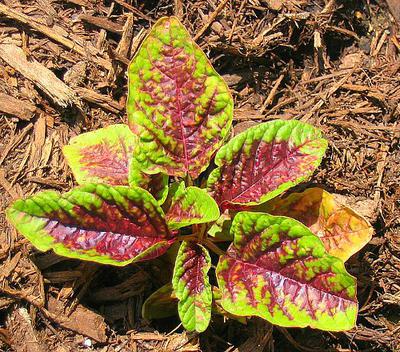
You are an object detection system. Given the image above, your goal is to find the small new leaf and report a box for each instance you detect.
[129,159,169,204]
[172,241,212,332]
[142,283,178,320]
[255,188,373,261]
[166,182,220,230]
[7,184,174,266]
[208,120,328,208]
[207,212,233,242]
[127,16,233,178]
[217,212,358,331]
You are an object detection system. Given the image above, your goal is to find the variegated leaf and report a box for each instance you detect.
[217,212,358,331]
[208,120,328,209]
[127,16,233,178]
[173,241,212,332]
[7,184,175,266]
[166,182,220,230]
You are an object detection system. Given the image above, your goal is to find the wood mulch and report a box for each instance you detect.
[0,1,399,351]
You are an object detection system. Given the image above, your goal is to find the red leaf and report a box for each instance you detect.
[172,241,212,332]
[63,124,136,186]
[127,17,233,178]
[217,212,358,331]
[7,184,175,266]
[207,120,328,209]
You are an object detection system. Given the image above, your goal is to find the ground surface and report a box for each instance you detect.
[0,1,399,351]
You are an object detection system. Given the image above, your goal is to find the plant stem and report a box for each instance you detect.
[185,173,193,187]
[205,239,225,257]
[208,237,231,243]
[198,223,207,242]
[176,234,197,242]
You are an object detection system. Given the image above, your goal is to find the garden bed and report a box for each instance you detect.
[0,1,399,351]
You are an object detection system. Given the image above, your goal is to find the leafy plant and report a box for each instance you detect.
[6,17,373,333]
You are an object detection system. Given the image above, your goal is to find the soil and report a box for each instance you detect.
[0,1,399,351]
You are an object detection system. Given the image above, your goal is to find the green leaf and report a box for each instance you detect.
[63,124,136,186]
[7,184,175,266]
[142,283,178,320]
[253,188,373,261]
[172,241,212,332]
[212,286,247,324]
[207,212,233,242]
[216,212,358,331]
[207,120,328,209]
[127,16,233,178]
[166,182,220,230]
[129,159,169,204]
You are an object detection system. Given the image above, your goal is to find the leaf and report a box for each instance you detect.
[172,241,212,332]
[207,120,328,209]
[142,283,178,320]
[127,16,233,178]
[254,188,373,261]
[6,184,175,266]
[166,182,220,230]
[207,212,233,242]
[212,286,247,324]
[216,212,358,331]
[63,124,168,202]
[129,159,169,204]
[63,124,136,186]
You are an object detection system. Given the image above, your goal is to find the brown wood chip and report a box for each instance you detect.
[47,296,107,343]
[0,93,36,120]
[0,44,77,107]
